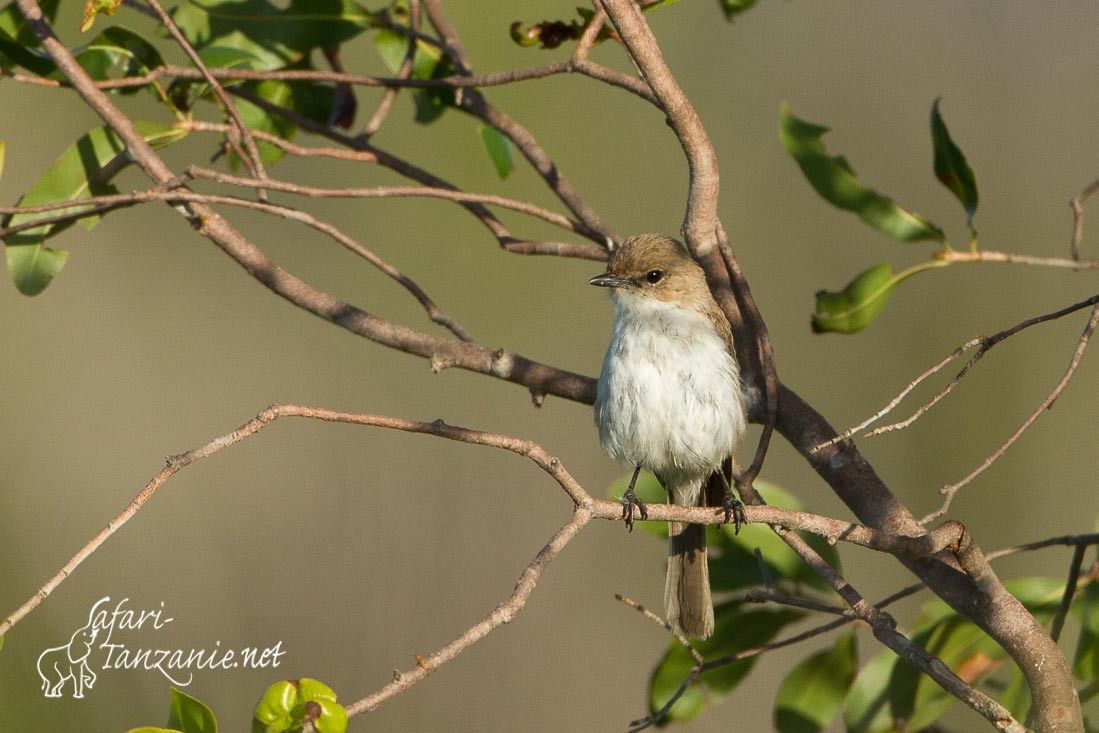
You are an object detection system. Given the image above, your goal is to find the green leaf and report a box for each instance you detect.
[480,125,515,179]
[711,480,842,593]
[780,103,945,243]
[813,262,894,334]
[0,140,5,183]
[81,0,122,33]
[172,0,375,72]
[846,577,1064,733]
[373,29,453,125]
[60,26,169,96]
[1073,580,1099,682]
[3,122,187,295]
[0,0,60,74]
[5,245,69,297]
[930,98,978,230]
[125,729,181,733]
[812,260,946,334]
[167,687,218,733]
[253,679,346,733]
[717,0,758,21]
[650,603,803,722]
[775,631,857,733]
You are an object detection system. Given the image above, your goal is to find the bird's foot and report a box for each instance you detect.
[722,490,746,535]
[620,488,648,533]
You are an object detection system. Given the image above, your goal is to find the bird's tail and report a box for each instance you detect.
[665,498,713,639]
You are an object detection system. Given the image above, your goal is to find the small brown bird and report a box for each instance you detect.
[591,234,747,638]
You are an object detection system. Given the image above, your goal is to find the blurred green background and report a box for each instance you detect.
[2,1,1099,730]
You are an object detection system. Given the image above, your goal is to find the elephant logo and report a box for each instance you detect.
[37,602,104,698]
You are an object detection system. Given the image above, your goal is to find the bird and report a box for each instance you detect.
[590,233,747,639]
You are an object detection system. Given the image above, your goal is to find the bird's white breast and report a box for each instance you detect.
[594,291,745,497]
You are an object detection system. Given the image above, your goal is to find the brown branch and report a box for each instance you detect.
[345,509,592,715]
[1049,544,1088,643]
[0,188,475,340]
[143,0,269,192]
[599,0,718,253]
[420,0,618,243]
[14,1,598,405]
[925,303,1099,523]
[818,293,1099,451]
[1070,179,1099,260]
[183,165,594,239]
[937,249,1099,269]
[6,59,660,104]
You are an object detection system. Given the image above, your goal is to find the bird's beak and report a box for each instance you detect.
[589,273,628,288]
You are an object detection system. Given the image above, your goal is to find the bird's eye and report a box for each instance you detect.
[644,269,664,284]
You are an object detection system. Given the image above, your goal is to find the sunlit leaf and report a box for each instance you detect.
[81,0,121,33]
[167,687,218,733]
[480,125,514,179]
[780,103,944,243]
[3,122,187,295]
[774,631,857,733]
[812,260,946,334]
[930,98,978,231]
[253,679,346,733]
[172,0,375,71]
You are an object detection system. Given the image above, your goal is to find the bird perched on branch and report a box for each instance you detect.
[591,233,747,639]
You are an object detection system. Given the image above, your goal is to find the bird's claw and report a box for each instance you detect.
[620,488,648,533]
[722,491,746,534]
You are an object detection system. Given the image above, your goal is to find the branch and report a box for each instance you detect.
[938,249,1099,269]
[143,0,269,191]
[818,293,1099,450]
[13,0,599,405]
[925,302,1099,523]
[361,0,419,137]
[1070,178,1099,260]
[599,0,719,253]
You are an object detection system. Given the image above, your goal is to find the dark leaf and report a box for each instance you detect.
[930,98,979,230]
[171,0,376,72]
[780,103,944,243]
[649,602,803,722]
[0,0,60,74]
[718,0,758,21]
[774,631,857,733]
[167,687,218,733]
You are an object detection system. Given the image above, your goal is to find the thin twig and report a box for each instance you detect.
[346,509,593,715]
[614,593,702,663]
[143,0,269,194]
[0,188,475,340]
[1069,179,1099,260]
[0,405,595,638]
[1049,544,1088,643]
[362,0,419,137]
[937,249,1099,269]
[924,303,1099,523]
[817,294,1099,452]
